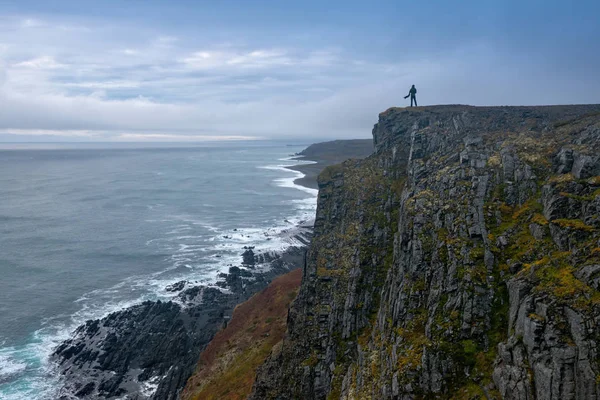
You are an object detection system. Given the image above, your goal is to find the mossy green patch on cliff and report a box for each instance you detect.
[469,246,485,261]
[488,177,600,312]
[314,221,360,278]
[487,153,502,167]
[301,351,318,367]
[531,213,548,226]
[552,218,595,232]
[559,189,600,202]
[318,163,345,183]
[548,173,575,184]
[485,194,559,268]
[504,132,557,170]
[394,310,431,375]
[527,252,600,310]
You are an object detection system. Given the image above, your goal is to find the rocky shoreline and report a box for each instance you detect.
[52,221,312,400]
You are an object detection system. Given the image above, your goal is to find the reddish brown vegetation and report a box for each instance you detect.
[181,268,302,400]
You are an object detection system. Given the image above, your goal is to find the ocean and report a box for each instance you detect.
[0,141,317,399]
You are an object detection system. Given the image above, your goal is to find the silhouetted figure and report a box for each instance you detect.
[404,85,417,107]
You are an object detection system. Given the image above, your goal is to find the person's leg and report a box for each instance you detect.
[414,96,417,107]
[410,96,414,107]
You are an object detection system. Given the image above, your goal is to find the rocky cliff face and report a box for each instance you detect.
[250,105,600,399]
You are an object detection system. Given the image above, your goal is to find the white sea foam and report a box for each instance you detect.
[0,353,27,378]
[258,163,318,197]
[0,332,65,400]
[139,374,162,397]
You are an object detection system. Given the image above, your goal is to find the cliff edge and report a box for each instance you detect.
[250,105,600,399]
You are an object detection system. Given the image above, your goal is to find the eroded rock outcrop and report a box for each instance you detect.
[251,105,600,399]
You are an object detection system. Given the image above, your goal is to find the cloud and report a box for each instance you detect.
[64,80,141,89]
[14,56,65,69]
[154,36,178,48]
[21,18,43,28]
[0,128,95,137]
[121,49,140,56]
[0,129,261,142]
[115,133,261,141]
[178,48,341,73]
[180,49,294,70]
[0,61,6,86]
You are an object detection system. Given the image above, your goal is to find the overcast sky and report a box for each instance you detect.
[0,0,598,142]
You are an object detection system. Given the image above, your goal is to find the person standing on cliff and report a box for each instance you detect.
[404,85,417,107]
